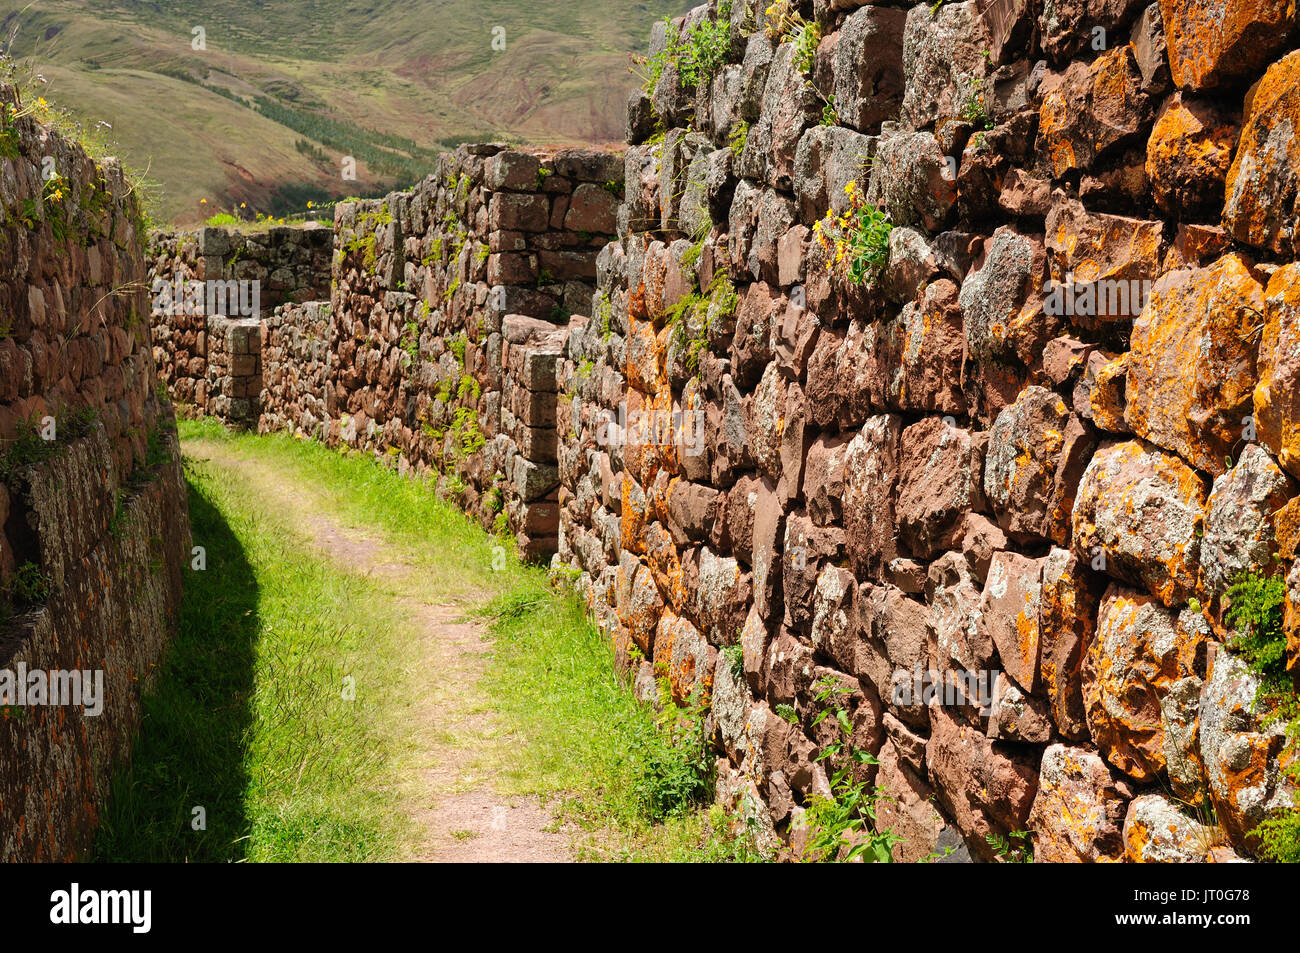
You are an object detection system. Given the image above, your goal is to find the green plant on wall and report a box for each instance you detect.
[632,3,733,94]
[802,677,901,863]
[813,180,892,287]
[820,94,838,127]
[399,320,420,365]
[5,560,50,607]
[728,120,749,159]
[447,405,485,459]
[678,10,732,90]
[986,830,1034,863]
[959,76,994,131]
[1222,569,1300,862]
[448,331,467,366]
[791,19,821,76]
[456,373,481,403]
[668,273,734,379]
[633,679,714,821]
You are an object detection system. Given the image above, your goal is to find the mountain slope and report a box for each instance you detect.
[0,0,686,222]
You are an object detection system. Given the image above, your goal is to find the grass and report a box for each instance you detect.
[96,417,766,862]
[94,432,411,861]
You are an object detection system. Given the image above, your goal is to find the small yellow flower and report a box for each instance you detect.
[844,180,856,195]
[200,198,207,204]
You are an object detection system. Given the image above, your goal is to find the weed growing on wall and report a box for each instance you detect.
[802,677,900,863]
[633,3,733,94]
[791,19,821,76]
[987,830,1034,863]
[0,406,99,480]
[959,76,994,131]
[633,680,714,822]
[667,273,736,377]
[820,94,838,126]
[399,320,420,365]
[0,561,51,623]
[1223,570,1300,862]
[728,119,748,159]
[813,181,892,287]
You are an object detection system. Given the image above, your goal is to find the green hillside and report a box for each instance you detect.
[0,0,687,223]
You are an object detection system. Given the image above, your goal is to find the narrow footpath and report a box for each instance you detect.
[185,435,573,862]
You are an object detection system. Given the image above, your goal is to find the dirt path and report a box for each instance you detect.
[185,437,572,863]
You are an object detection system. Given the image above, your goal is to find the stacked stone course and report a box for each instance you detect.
[260,300,332,438]
[147,223,332,422]
[152,144,623,558]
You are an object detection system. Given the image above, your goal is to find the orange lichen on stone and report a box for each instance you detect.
[1090,353,1129,432]
[1287,558,1300,671]
[1046,197,1164,301]
[1145,92,1239,216]
[1027,743,1131,862]
[1084,587,1208,782]
[1253,263,1300,480]
[1159,0,1296,90]
[620,472,648,555]
[1275,498,1300,562]
[645,520,688,609]
[1125,253,1264,477]
[1038,45,1148,178]
[1224,49,1300,255]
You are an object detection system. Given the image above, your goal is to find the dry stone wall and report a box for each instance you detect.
[142,0,1300,863]
[0,84,190,860]
[260,300,332,438]
[322,146,622,556]
[552,0,1300,862]
[152,145,623,559]
[148,224,331,420]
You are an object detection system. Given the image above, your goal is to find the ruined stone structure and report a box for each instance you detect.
[146,0,1300,862]
[152,146,622,558]
[148,225,332,427]
[0,84,190,860]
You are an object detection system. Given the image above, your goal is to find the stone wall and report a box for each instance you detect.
[0,84,190,860]
[151,144,623,558]
[321,146,621,556]
[141,0,1300,862]
[148,224,332,421]
[260,300,332,438]
[206,315,263,428]
[547,0,1300,862]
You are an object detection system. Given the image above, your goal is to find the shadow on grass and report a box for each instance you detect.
[93,468,258,862]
